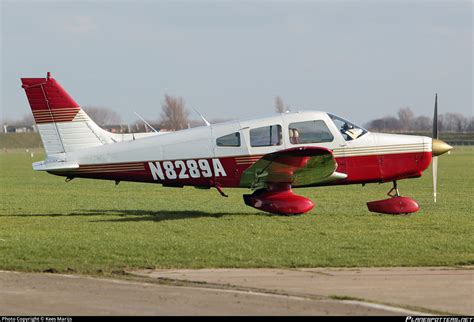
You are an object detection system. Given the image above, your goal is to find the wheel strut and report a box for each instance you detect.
[387,181,400,198]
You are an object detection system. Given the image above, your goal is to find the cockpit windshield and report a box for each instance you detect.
[328,113,367,141]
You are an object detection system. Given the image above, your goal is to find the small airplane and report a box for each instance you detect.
[21,73,452,215]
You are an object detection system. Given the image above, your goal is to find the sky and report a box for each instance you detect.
[1,0,472,125]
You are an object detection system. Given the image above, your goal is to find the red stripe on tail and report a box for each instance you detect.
[21,74,80,124]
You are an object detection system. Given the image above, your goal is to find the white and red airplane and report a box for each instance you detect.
[21,73,452,215]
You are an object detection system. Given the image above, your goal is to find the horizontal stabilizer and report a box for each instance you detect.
[33,161,79,171]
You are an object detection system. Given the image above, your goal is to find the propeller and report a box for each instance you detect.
[432,94,438,203]
[431,93,453,202]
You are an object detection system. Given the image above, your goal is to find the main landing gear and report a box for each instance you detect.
[243,183,314,215]
[367,181,420,215]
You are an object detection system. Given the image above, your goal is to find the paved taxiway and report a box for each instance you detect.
[1,267,472,315]
[133,266,473,315]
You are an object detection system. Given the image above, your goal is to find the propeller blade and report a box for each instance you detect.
[432,93,439,202]
[432,156,438,203]
[433,93,438,139]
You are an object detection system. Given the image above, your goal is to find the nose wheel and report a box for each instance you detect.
[367,181,420,215]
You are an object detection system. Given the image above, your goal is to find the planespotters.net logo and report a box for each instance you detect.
[406,317,474,322]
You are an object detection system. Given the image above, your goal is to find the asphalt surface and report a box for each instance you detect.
[132,267,473,315]
[1,267,472,315]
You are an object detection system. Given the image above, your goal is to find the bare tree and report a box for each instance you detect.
[411,115,432,131]
[365,116,402,132]
[440,113,469,132]
[467,117,474,131]
[83,106,122,125]
[397,107,414,131]
[159,95,189,131]
[275,96,288,113]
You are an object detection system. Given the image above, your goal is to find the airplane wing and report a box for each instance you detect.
[239,147,347,189]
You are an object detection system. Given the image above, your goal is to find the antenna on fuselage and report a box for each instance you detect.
[192,107,211,126]
[134,112,158,133]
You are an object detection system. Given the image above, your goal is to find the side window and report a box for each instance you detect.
[289,120,334,144]
[250,125,282,147]
[216,132,240,147]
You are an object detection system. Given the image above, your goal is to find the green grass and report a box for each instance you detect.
[0,133,43,150]
[0,148,473,275]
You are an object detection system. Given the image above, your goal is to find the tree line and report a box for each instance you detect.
[364,107,474,132]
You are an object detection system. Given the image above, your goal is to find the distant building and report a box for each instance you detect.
[102,124,174,133]
[3,124,37,133]
[131,123,163,133]
[102,124,130,133]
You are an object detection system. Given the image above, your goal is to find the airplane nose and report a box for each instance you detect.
[432,139,453,156]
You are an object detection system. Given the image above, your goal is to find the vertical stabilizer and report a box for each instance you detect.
[21,73,113,156]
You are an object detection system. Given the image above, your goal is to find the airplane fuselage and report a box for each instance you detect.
[46,111,432,188]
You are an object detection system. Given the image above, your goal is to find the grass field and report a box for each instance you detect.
[0,148,473,275]
[0,133,43,150]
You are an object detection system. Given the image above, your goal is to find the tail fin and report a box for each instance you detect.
[21,72,113,156]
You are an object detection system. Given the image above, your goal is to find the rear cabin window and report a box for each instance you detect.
[289,120,334,144]
[250,125,282,147]
[216,132,241,147]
